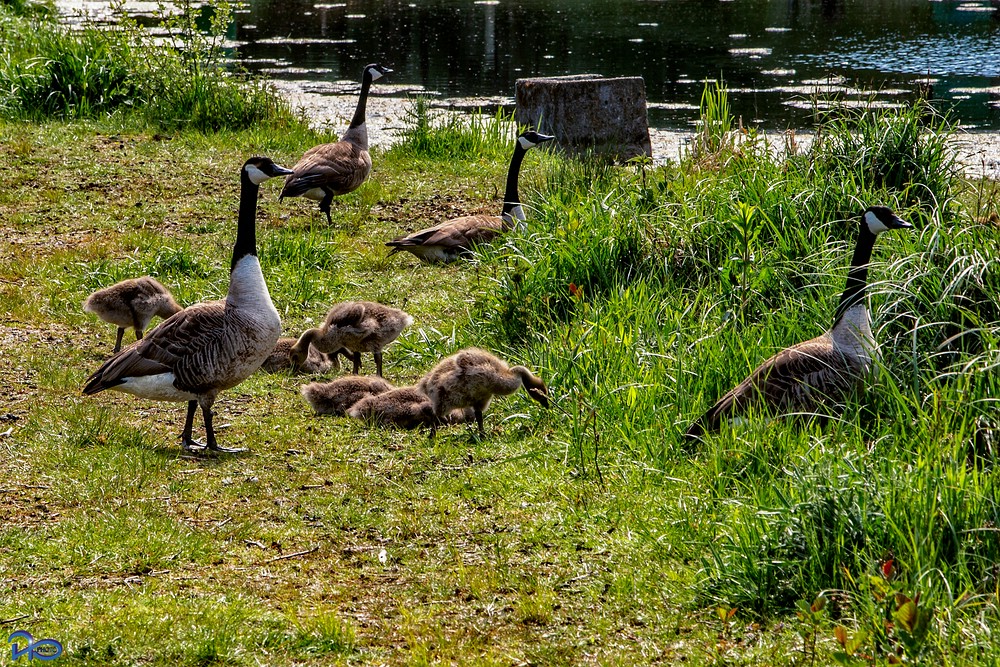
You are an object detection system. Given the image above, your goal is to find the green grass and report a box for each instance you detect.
[2,98,1000,665]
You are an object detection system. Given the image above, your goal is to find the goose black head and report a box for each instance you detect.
[863,206,912,234]
[243,156,294,185]
[364,63,393,82]
[517,130,556,151]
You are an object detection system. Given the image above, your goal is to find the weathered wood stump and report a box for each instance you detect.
[515,75,652,160]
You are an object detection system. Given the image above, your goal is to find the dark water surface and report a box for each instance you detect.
[68,0,1000,129]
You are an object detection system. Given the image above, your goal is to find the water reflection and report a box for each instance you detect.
[58,0,1000,129]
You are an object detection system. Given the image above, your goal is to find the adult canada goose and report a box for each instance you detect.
[386,130,555,263]
[290,301,412,377]
[260,337,340,374]
[82,156,292,453]
[347,386,474,430]
[280,63,392,222]
[417,347,549,437]
[84,276,182,353]
[300,375,394,415]
[685,206,912,438]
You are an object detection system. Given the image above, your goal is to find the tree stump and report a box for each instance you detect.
[515,75,652,161]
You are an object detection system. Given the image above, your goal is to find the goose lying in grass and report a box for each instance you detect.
[290,301,412,377]
[417,348,549,437]
[686,206,912,438]
[83,276,182,353]
[385,130,554,263]
[301,375,394,415]
[347,386,474,430]
[280,63,392,222]
[260,337,340,374]
[83,157,291,453]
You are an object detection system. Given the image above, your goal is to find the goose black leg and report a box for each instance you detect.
[181,400,206,451]
[374,351,384,378]
[351,351,362,374]
[203,402,245,454]
[113,327,125,354]
[319,189,334,223]
[474,406,486,437]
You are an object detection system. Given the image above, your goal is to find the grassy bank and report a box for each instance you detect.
[2,94,1000,665]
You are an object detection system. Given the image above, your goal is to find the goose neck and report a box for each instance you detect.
[500,144,529,220]
[833,223,877,327]
[232,175,261,273]
[349,73,373,130]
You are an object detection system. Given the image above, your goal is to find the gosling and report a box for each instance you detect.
[83,276,182,353]
[417,348,549,437]
[301,375,394,415]
[347,386,474,430]
[290,301,412,377]
[261,337,340,374]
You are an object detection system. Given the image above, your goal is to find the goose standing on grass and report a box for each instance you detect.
[83,157,292,453]
[417,348,549,437]
[84,277,182,353]
[685,206,912,438]
[280,63,392,222]
[301,375,394,415]
[347,386,474,430]
[261,337,340,374]
[290,301,412,377]
[386,130,555,263]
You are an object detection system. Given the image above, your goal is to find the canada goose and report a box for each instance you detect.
[347,386,475,430]
[260,337,340,374]
[83,276,182,353]
[300,375,394,415]
[386,130,555,263]
[685,206,912,438]
[417,347,549,437]
[82,156,292,453]
[290,301,412,377]
[280,63,392,222]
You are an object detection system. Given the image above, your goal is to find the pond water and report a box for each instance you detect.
[60,0,1000,130]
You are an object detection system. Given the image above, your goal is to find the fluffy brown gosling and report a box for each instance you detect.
[83,276,182,353]
[290,301,412,377]
[261,337,340,374]
[417,348,549,437]
[300,376,394,416]
[347,386,474,430]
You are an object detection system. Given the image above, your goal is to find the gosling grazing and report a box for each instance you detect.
[260,337,340,374]
[83,157,292,453]
[290,301,412,377]
[386,130,555,263]
[280,63,392,222]
[301,375,394,415]
[347,386,474,430]
[686,206,912,438]
[84,276,182,353]
[417,348,549,437]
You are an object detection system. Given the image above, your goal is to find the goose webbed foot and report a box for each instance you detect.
[206,443,247,455]
[319,190,333,223]
[181,437,207,452]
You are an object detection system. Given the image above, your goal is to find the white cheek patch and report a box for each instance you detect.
[518,136,535,150]
[369,68,383,81]
[510,204,526,221]
[245,164,270,185]
[865,210,889,234]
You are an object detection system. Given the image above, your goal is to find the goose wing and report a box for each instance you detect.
[324,301,369,332]
[387,215,505,253]
[83,302,228,395]
[687,336,856,437]
[280,142,368,197]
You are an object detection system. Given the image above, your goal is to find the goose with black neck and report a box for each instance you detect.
[386,130,555,263]
[83,156,292,454]
[280,63,392,222]
[686,205,912,438]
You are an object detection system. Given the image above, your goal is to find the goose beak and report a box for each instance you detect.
[270,164,295,177]
[537,133,555,143]
[889,215,912,230]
